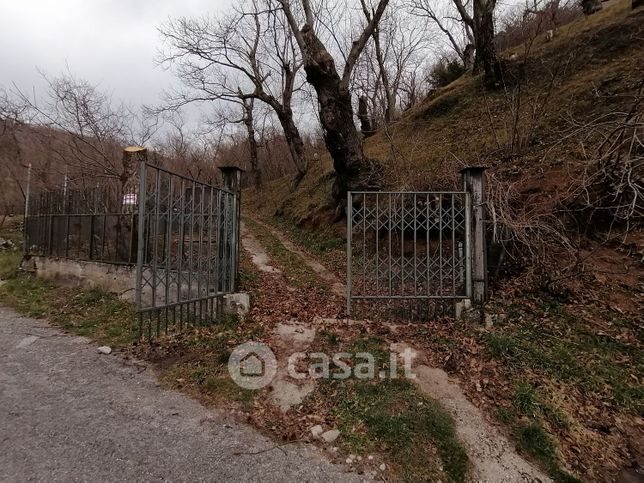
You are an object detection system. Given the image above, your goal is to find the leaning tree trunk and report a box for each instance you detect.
[242,99,261,188]
[473,0,501,87]
[275,106,308,186]
[299,26,378,207]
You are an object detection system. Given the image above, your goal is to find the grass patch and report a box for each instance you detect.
[482,300,644,415]
[0,276,137,346]
[243,217,330,291]
[324,377,468,482]
[304,336,469,482]
[0,251,22,279]
[161,362,257,409]
[268,216,344,257]
[516,423,580,483]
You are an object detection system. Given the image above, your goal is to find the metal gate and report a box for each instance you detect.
[135,163,240,337]
[347,191,472,316]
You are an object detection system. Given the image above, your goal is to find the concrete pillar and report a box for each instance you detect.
[218,166,244,292]
[461,166,488,303]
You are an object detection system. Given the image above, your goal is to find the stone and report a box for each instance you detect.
[346,458,353,465]
[97,346,112,355]
[321,429,340,443]
[380,464,386,471]
[223,293,251,317]
[484,313,495,330]
[455,299,472,319]
[310,425,324,438]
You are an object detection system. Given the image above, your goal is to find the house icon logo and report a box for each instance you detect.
[228,342,277,390]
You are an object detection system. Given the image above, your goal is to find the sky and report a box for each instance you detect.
[0,0,232,109]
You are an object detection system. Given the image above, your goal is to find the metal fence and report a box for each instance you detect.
[24,161,241,338]
[347,191,471,317]
[135,163,239,338]
[25,184,139,264]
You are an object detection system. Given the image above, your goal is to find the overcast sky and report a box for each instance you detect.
[0,0,232,108]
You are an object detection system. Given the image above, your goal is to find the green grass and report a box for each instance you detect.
[303,336,469,482]
[162,362,257,409]
[0,277,137,346]
[516,423,580,483]
[268,216,344,257]
[0,251,22,279]
[243,217,330,291]
[482,300,644,415]
[323,377,468,482]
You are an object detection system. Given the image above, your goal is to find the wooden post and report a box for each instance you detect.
[461,167,488,303]
[218,166,244,292]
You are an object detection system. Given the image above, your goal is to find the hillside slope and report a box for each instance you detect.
[246,2,643,481]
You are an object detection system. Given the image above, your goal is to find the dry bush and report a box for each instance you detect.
[559,83,644,237]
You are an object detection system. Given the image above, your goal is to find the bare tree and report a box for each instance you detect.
[278,0,390,208]
[17,73,157,191]
[405,0,474,69]
[357,3,430,123]
[407,0,500,85]
[453,0,501,85]
[159,0,309,184]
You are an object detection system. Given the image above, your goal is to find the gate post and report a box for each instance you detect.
[461,167,488,303]
[219,166,244,292]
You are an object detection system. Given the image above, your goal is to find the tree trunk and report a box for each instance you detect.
[242,99,261,188]
[463,44,475,72]
[581,0,603,14]
[473,0,501,87]
[358,96,376,138]
[299,26,378,205]
[274,106,307,185]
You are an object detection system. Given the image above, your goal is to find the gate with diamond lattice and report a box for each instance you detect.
[346,169,487,317]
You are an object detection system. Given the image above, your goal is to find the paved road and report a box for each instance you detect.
[0,308,362,482]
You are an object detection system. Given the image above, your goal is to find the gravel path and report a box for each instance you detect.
[0,307,362,482]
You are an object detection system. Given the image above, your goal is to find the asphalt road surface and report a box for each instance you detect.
[0,308,363,482]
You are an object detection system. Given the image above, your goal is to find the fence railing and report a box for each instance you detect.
[24,160,244,339]
[135,162,239,337]
[25,184,140,264]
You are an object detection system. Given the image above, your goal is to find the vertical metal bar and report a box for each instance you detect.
[178,179,186,306]
[23,163,32,255]
[206,187,215,297]
[213,190,221,294]
[188,180,196,299]
[362,192,366,296]
[451,193,456,297]
[388,193,392,296]
[465,192,473,299]
[100,214,106,261]
[346,191,352,316]
[135,161,148,311]
[414,193,417,297]
[401,193,405,296]
[89,215,95,260]
[196,185,205,299]
[426,194,430,297]
[375,193,379,295]
[438,194,443,296]
[165,175,173,309]
[151,168,161,308]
